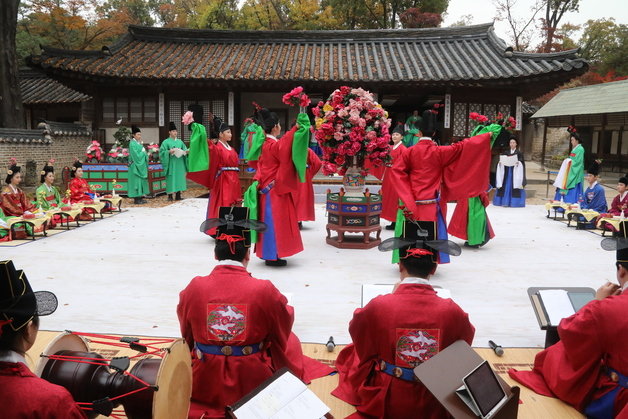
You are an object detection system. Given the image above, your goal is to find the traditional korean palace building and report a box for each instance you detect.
[28,23,587,150]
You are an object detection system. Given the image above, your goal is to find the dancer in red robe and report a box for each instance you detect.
[0,260,85,418]
[333,226,473,418]
[509,238,628,419]
[378,124,406,230]
[177,209,333,418]
[390,133,491,263]
[295,148,322,223]
[187,109,242,236]
[244,108,309,266]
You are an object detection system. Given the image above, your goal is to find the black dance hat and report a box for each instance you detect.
[131,125,141,135]
[187,104,204,126]
[214,117,230,134]
[255,108,279,132]
[199,207,267,249]
[378,220,461,262]
[0,260,58,333]
[587,160,602,176]
[168,122,177,131]
[392,123,405,135]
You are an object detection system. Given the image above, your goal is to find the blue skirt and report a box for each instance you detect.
[554,182,583,204]
[493,167,525,208]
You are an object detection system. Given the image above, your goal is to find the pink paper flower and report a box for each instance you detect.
[182,111,194,126]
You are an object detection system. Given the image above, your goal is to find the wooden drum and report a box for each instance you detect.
[36,331,192,419]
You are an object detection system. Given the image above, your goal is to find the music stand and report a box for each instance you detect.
[414,340,519,419]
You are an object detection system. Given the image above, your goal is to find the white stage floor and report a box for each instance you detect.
[3,199,615,348]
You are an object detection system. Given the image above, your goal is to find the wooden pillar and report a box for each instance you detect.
[540,119,548,170]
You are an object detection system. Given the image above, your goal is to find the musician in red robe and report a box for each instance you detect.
[177,209,333,418]
[295,148,322,224]
[246,108,307,266]
[509,238,628,419]
[389,133,491,263]
[609,174,628,217]
[332,225,474,418]
[1,160,36,217]
[378,124,406,230]
[0,260,86,418]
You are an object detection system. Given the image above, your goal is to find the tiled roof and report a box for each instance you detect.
[29,23,586,87]
[0,121,90,144]
[19,69,91,104]
[533,79,628,118]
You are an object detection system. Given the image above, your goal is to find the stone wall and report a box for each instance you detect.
[0,122,91,188]
[529,122,570,167]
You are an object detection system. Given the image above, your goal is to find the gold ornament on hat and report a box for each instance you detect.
[7,170,12,175]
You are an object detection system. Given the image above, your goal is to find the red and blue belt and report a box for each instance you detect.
[215,166,240,178]
[379,360,418,382]
[260,180,275,194]
[194,341,264,359]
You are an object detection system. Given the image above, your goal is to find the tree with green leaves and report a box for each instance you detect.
[578,18,628,77]
[538,0,579,52]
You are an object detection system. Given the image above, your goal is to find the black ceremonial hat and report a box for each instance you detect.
[214,117,230,134]
[392,123,405,135]
[168,122,177,131]
[199,207,267,248]
[187,104,204,126]
[587,160,601,176]
[131,125,141,135]
[378,220,461,262]
[619,174,628,187]
[601,236,628,264]
[0,260,58,332]
[255,108,279,132]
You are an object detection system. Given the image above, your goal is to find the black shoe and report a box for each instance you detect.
[385,222,396,230]
[167,194,173,201]
[175,192,182,201]
[265,259,287,267]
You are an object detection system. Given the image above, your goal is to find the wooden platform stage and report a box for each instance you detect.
[27,331,583,418]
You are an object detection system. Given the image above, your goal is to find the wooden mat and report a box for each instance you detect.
[0,211,125,247]
[27,331,584,418]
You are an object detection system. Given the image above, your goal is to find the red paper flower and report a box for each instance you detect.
[282,86,310,108]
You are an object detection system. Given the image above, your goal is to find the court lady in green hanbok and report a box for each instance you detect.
[35,162,62,211]
[159,122,188,201]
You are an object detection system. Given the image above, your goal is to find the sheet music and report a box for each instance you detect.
[538,289,576,326]
[232,371,329,419]
[499,154,518,167]
[172,148,185,158]
[362,284,451,307]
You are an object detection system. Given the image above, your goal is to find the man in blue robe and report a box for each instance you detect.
[577,160,607,229]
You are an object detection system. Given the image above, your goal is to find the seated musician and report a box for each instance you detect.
[509,236,628,418]
[177,208,333,418]
[599,174,628,233]
[0,260,85,418]
[1,159,36,217]
[332,221,475,418]
[69,160,98,221]
[1,159,37,239]
[574,160,607,229]
[36,161,64,228]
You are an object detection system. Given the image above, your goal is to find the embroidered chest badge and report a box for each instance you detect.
[395,328,440,368]
[206,304,247,342]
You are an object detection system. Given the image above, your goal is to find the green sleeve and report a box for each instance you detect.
[54,186,62,206]
[180,139,188,171]
[293,113,311,182]
[471,123,502,148]
[566,145,585,189]
[245,124,266,162]
[130,141,148,178]
[159,138,171,175]
[35,185,48,209]
[187,123,209,173]
[243,181,259,243]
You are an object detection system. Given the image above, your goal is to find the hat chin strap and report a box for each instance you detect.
[0,318,13,337]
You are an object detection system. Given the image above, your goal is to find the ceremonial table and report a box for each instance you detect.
[6,214,50,240]
[100,195,123,212]
[597,216,626,236]
[565,208,599,229]
[545,201,569,220]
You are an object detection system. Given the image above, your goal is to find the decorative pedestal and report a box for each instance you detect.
[325,191,382,249]
[82,163,166,197]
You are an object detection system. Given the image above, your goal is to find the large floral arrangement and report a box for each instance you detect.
[85,140,104,163]
[107,140,129,163]
[146,142,160,162]
[313,86,391,176]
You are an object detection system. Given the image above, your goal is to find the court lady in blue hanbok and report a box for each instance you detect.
[493,137,526,207]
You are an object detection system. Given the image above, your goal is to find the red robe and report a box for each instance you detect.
[390,134,491,223]
[333,283,475,418]
[68,178,93,203]
[250,127,303,260]
[447,191,496,242]
[0,186,36,216]
[295,149,322,222]
[0,361,86,418]
[378,142,406,222]
[509,291,628,416]
[177,263,333,419]
[200,141,242,235]
[609,192,628,216]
